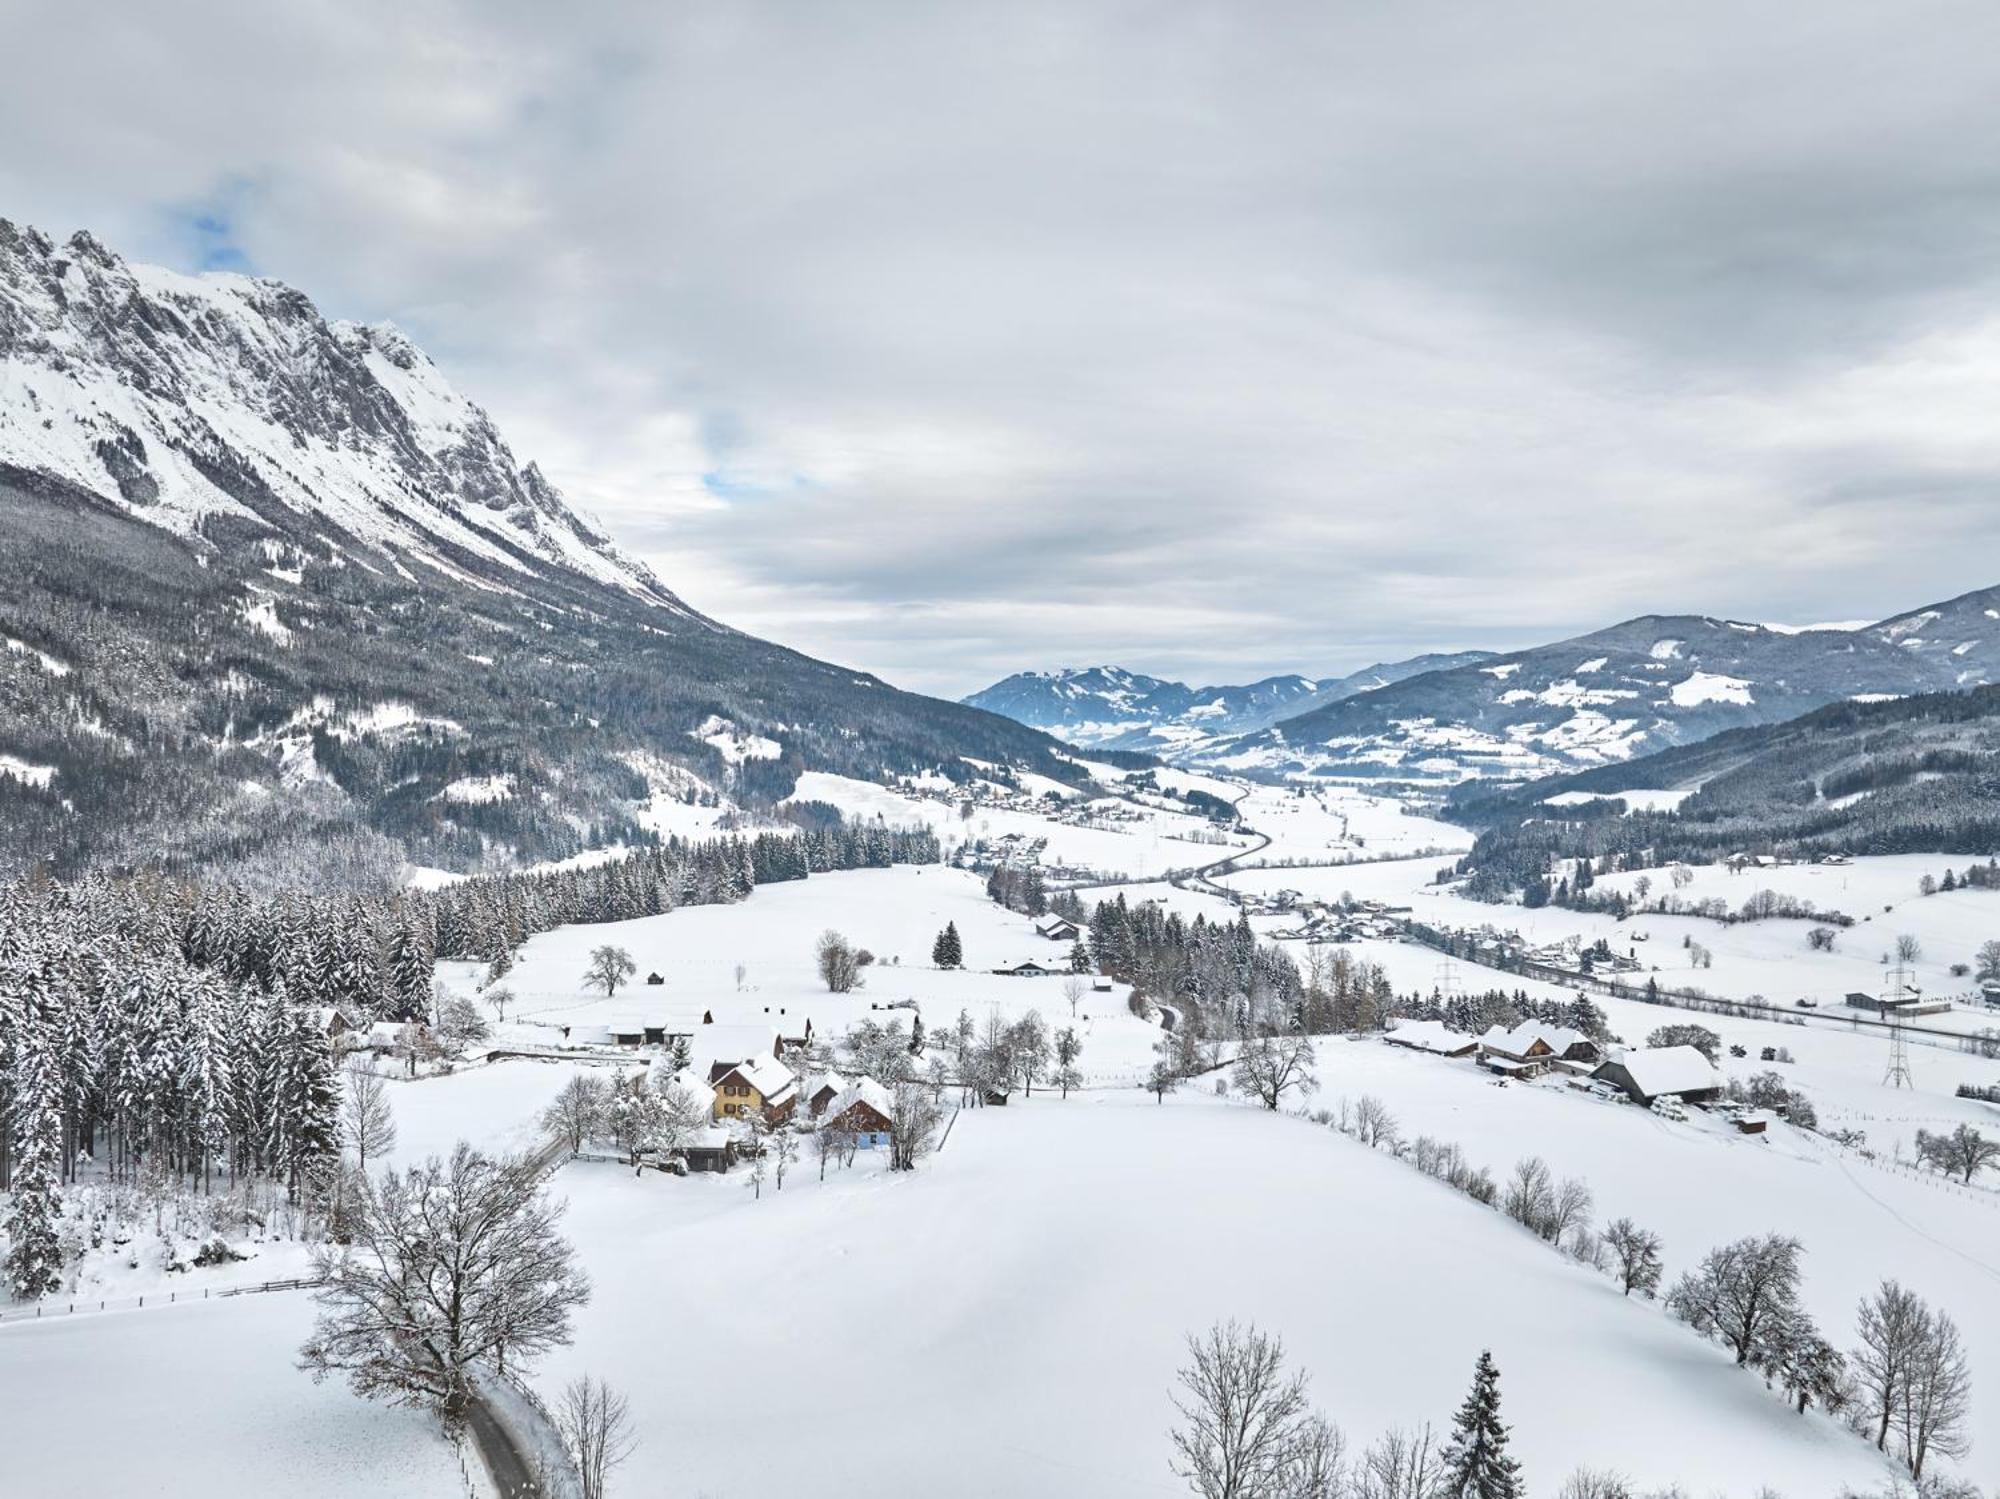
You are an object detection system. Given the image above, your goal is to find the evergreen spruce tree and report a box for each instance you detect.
[6,1014,67,1298]
[386,922,434,1022]
[932,922,963,969]
[1438,1350,1523,1499]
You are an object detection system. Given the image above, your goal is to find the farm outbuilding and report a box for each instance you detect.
[1384,1020,1478,1058]
[1592,1046,1722,1108]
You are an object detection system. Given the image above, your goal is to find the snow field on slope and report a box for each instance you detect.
[532,1089,1897,1498]
[1310,1035,2000,1492]
[1222,852,2000,1023]
[0,1293,460,1499]
[786,771,1258,882]
[467,866,1168,1084]
[376,1057,610,1164]
[1227,780,1474,863]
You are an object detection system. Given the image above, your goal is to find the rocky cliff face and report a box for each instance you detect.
[0,220,677,605]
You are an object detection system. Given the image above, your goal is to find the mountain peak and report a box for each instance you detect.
[0,219,678,610]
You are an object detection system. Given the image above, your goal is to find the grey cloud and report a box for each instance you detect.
[6,0,2000,696]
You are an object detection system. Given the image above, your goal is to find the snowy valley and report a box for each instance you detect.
[5,193,2000,1499]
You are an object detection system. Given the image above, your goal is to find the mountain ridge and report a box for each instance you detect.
[1195,598,2000,783]
[0,220,1078,886]
[963,651,1494,755]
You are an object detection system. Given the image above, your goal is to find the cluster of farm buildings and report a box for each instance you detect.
[1382,1017,1766,1129]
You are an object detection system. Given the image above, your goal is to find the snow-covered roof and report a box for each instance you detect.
[803,1071,851,1101]
[1610,1046,1718,1098]
[686,1024,781,1074]
[1384,1019,1475,1055]
[712,1052,799,1104]
[1477,1022,1589,1059]
[822,1078,894,1127]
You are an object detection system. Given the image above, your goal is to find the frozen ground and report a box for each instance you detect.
[0,1292,461,1498]
[535,1089,1900,1498]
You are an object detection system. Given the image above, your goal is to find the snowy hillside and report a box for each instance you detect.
[1449,682,2000,893]
[1205,607,2000,783]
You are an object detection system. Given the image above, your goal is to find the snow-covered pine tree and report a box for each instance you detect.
[385,922,434,1022]
[932,922,963,968]
[1438,1350,1523,1499]
[6,1010,66,1298]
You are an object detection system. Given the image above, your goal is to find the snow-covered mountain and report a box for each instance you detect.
[964,652,1492,755]
[0,224,676,609]
[0,221,1075,883]
[1870,583,2000,686]
[1449,679,2000,894]
[1203,601,2000,783]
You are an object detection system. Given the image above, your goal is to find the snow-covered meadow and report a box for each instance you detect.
[1223,849,2000,1019]
[452,865,1171,1084]
[0,1293,462,1499]
[1312,1032,2000,1492]
[532,1089,1903,1498]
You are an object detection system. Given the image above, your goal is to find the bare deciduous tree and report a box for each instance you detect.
[340,1063,396,1170]
[1915,1123,2000,1184]
[772,1126,799,1190]
[1233,1035,1318,1111]
[543,1074,606,1156]
[1546,1176,1594,1248]
[816,930,861,993]
[557,1375,636,1499]
[1602,1218,1663,1298]
[1855,1279,1927,1454]
[300,1145,591,1426]
[1169,1321,1332,1499]
[1899,1304,1971,1479]
[583,945,636,997]
[888,1081,943,1171]
[1666,1232,1804,1367]
[1062,974,1087,1018]
[1352,1094,1399,1151]
[1856,1280,1973,1479]
[1353,1424,1444,1499]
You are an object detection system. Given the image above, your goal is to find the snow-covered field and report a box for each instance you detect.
[0,1293,460,1499]
[1315,1034,2000,1492]
[377,1056,608,1164]
[1224,850,2000,1019]
[787,770,1259,881]
[450,865,1170,1084]
[534,1090,1902,1498]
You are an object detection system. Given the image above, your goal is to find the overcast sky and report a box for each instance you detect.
[8,1,2000,697]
